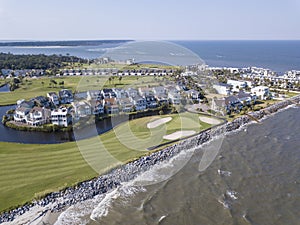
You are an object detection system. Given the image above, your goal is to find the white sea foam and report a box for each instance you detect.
[55,195,104,225]
[158,214,168,223]
[90,188,121,221]
[226,190,238,200]
[218,169,232,177]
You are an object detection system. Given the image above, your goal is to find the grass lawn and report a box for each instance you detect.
[0,112,214,213]
[0,75,170,106]
[64,63,179,70]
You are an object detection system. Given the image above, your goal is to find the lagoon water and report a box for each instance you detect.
[54,107,300,225]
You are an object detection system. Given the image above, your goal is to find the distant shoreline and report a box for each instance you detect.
[0,40,132,47]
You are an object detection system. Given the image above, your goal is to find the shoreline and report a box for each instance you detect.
[0,95,299,224]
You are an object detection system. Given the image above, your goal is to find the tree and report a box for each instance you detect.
[50,79,57,87]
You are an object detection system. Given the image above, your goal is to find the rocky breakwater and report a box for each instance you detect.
[1,96,299,224]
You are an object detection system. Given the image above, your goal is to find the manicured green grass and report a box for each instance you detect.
[64,63,179,70]
[0,75,168,105]
[0,112,214,212]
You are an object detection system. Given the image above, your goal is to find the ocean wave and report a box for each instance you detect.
[55,195,105,225]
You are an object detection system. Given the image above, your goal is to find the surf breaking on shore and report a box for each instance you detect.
[1,95,299,224]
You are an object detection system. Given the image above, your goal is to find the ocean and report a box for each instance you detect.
[1,40,300,73]
[54,106,300,225]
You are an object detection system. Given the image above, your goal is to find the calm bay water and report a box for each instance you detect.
[1,41,300,73]
[55,107,300,225]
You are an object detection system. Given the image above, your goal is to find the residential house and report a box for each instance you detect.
[227,80,249,92]
[152,86,165,96]
[145,95,158,108]
[213,83,232,95]
[47,92,59,106]
[125,88,138,98]
[138,87,153,97]
[59,89,74,104]
[225,96,242,111]
[26,107,51,126]
[130,96,147,111]
[87,90,102,101]
[101,89,116,99]
[17,99,35,109]
[211,98,226,112]
[14,107,30,122]
[251,86,271,100]
[72,101,92,118]
[113,88,127,99]
[237,91,254,105]
[74,92,87,100]
[104,98,119,114]
[90,100,105,115]
[168,90,181,105]
[185,89,201,100]
[119,98,134,112]
[32,96,50,108]
[156,93,169,105]
[51,107,71,127]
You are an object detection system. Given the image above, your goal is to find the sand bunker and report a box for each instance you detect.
[199,116,221,125]
[147,117,172,129]
[163,130,196,140]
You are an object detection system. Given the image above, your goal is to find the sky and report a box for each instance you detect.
[0,0,300,40]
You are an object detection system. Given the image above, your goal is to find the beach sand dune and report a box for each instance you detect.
[199,116,221,125]
[147,117,172,129]
[163,130,196,140]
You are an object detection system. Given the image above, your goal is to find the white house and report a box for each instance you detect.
[113,88,127,99]
[125,88,138,98]
[130,96,147,111]
[213,83,232,95]
[14,107,30,122]
[168,90,181,105]
[251,86,271,100]
[138,87,152,97]
[87,90,102,101]
[185,89,201,100]
[72,101,91,118]
[227,80,249,92]
[51,107,71,127]
[152,86,165,96]
[26,107,51,126]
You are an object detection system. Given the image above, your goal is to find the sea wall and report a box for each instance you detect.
[1,96,299,223]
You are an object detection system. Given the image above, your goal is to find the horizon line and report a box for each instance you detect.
[1,39,300,42]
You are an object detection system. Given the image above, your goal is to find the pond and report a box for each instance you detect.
[0,105,159,144]
[0,84,10,93]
